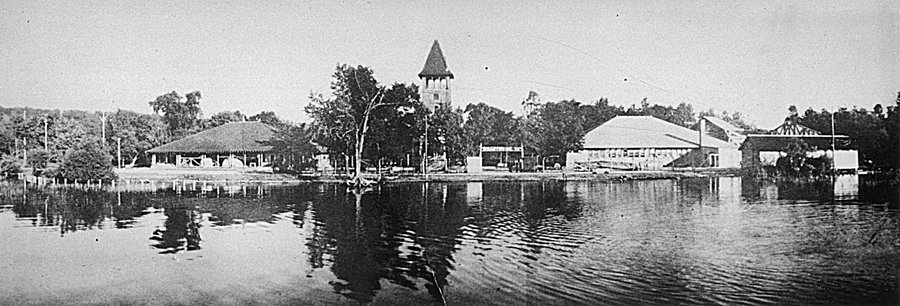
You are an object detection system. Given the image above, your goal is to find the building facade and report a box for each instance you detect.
[566,116,742,170]
[740,119,858,172]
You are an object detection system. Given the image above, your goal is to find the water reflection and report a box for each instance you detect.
[0,175,896,305]
[150,207,202,253]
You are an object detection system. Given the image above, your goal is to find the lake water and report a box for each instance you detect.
[1,176,897,305]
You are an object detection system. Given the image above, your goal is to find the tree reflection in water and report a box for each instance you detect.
[149,206,202,254]
[304,183,466,303]
[5,187,155,235]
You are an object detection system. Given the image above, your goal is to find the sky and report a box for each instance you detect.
[1,0,897,128]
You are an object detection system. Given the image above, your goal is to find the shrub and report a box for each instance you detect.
[27,149,50,170]
[0,154,21,178]
[56,144,117,182]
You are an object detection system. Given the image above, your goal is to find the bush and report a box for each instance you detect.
[27,149,50,170]
[0,154,21,178]
[55,145,117,182]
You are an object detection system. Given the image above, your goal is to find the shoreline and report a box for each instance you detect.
[108,168,736,184]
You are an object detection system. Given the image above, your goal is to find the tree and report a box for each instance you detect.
[520,100,585,163]
[462,103,520,156]
[149,90,203,139]
[204,110,245,129]
[306,65,418,185]
[248,111,286,128]
[52,111,100,159]
[622,98,695,127]
[796,106,892,169]
[27,149,49,170]
[580,97,623,131]
[107,110,168,166]
[0,153,20,178]
[55,140,117,181]
[429,106,466,160]
[268,123,318,172]
[364,83,424,165]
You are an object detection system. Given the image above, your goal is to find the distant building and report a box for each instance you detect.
[740,119,858,172]
[522,90,542,113]
[146,121,277,169]
[566,115,741,170]
[418,40,454,110]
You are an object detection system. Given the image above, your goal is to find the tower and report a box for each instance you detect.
[418,40,454,110]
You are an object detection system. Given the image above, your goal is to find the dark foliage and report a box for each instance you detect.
[54,141,117,182]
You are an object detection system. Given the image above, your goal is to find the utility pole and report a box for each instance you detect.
[117,137,122,168]
[100,113,107,142]
[43,118,48,151]
[831,111,837,173]
[423,115,428,181]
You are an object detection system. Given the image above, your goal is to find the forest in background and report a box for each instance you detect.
[1,65,898,178]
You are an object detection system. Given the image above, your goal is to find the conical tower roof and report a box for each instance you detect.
[418,40,454,79]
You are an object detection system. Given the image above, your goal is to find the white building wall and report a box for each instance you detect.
[717,148,742,168]
[757,149,858,170]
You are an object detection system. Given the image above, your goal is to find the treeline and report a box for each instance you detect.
[785,96,900,170]
[303,64,754,170]
[0,90,298,179]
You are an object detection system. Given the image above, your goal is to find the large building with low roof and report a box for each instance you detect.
[566,115,741,170]
[146,121,277,169]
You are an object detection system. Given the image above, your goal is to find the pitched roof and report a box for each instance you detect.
[418,40,454,79]
[701,116,743,134]
[770,120,821,135]
[582,116,735,149]
[701,116,747,145]
[739,134,852,151]
[146,121,276,154]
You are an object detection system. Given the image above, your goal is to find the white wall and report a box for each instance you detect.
[757,150,858,170]
[717,148,742,168]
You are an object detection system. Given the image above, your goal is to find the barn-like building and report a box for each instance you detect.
[566,116,741,170]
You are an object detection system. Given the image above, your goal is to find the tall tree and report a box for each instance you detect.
[268,123,318,172]
[306,65,418,185]
[462,103,520,155]
[107,110,168,166]
[429,106,467,160]
[520,100,585,162]
[364,83,423,165]
[149,90,203,139]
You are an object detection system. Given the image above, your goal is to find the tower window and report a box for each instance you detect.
[434,93,440,100]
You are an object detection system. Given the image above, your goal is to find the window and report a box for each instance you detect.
[433,93,440,100]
